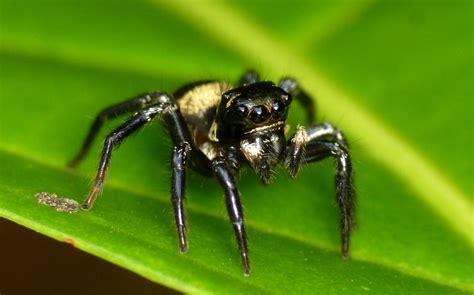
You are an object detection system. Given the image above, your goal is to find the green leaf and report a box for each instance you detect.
[1,0,472,294]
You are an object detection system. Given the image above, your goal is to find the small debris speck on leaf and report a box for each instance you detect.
[36,192,80,213]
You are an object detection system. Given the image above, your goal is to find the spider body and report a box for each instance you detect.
[68,70,355,276]
[174,80,290,182]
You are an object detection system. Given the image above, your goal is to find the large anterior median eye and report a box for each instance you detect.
[231,104,249,119]
[250,105,270,123]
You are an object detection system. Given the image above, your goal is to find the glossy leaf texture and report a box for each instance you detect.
[0,0,472,294]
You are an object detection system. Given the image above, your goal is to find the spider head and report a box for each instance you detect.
[215,82,292,184]
[215,82,292,139]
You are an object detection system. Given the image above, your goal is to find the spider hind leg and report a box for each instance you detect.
[76,93,204,256]
[279,77,316,125]
[239,69,260,86]
[80,98,176,210]
[67,92,167,169]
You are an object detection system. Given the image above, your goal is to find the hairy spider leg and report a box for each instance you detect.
[306,123,349,149]
[239,69,260,86]
[226,146,241,175]
[72,92,210,253]
[81,106,163,210]
[81,99,179,210]
[67,92,167,169]
[171,142,191,253]
[279,78,316,125]
[212,156,250,276]
[159,99,211,254]
[285,124,355,258]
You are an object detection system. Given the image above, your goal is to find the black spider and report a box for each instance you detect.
[68,70,355,276]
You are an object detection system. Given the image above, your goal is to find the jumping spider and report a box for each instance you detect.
[68,70,355,275]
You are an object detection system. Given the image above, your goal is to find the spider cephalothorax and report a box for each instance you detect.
[67,70,355,276]
[213,81,291,184]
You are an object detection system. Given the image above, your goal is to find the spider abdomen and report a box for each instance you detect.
[174,81,232,160]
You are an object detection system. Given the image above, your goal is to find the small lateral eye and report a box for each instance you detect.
[272,101,285,117]
[250,105,270,123]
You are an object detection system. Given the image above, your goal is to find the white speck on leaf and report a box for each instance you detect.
[36,192,80,213]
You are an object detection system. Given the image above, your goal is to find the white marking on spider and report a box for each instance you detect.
[292,125,308,145]
[240,139,263,162]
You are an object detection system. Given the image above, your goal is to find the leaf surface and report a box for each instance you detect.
[0,0,472,294]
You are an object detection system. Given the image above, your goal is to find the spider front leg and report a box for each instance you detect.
[212,156,250,275]
[285,124,355,258]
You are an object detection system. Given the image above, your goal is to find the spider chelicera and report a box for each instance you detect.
[67,70,355,275]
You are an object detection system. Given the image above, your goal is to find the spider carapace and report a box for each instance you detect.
[68,70,355,275]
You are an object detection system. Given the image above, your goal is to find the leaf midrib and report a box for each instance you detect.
[0,143,471,292]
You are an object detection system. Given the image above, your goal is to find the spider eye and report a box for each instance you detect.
[272,100,285,117]
[250,105,270,124]
[230,104,249,119]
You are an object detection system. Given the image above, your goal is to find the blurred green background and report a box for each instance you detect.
[0,0,472,294]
